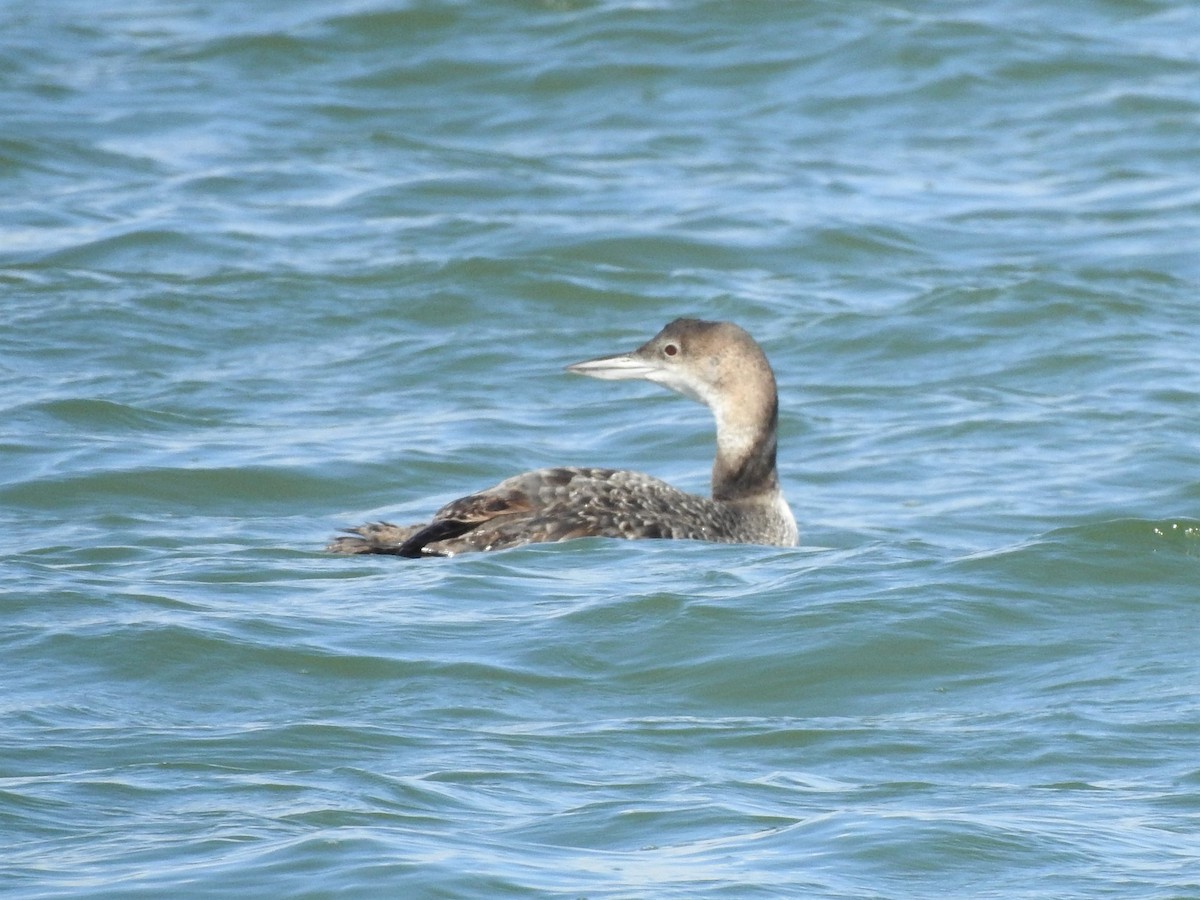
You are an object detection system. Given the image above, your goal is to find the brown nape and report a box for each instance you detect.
[711,405,780,502]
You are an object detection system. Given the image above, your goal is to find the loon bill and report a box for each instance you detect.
[327,318,797,558]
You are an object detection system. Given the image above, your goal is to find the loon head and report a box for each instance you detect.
[566,318,781,501]
[567,317,775,414]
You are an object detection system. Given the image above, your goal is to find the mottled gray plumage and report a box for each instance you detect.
[327,318,798,558]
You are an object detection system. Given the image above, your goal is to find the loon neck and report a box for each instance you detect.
[710,392,781,503]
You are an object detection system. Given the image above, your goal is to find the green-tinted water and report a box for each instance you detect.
[3,1,1199,896]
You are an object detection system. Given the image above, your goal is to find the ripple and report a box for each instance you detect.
[4,0,1200,896]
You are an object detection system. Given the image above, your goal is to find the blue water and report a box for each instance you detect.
[3,1,1200,896]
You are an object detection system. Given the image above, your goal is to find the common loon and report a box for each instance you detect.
[326,318,798,557]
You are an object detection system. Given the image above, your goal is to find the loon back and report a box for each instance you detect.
[327,318,797,558]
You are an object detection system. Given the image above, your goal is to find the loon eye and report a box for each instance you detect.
[663,343,679,357]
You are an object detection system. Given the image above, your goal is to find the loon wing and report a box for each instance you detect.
[392,482,538,557]
[327,466,749,558]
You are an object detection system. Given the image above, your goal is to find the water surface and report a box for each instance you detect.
[3,1,1200,896]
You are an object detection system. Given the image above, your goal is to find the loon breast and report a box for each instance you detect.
[327,318,797,558]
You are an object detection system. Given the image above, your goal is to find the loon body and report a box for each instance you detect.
[327,318,797,558]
